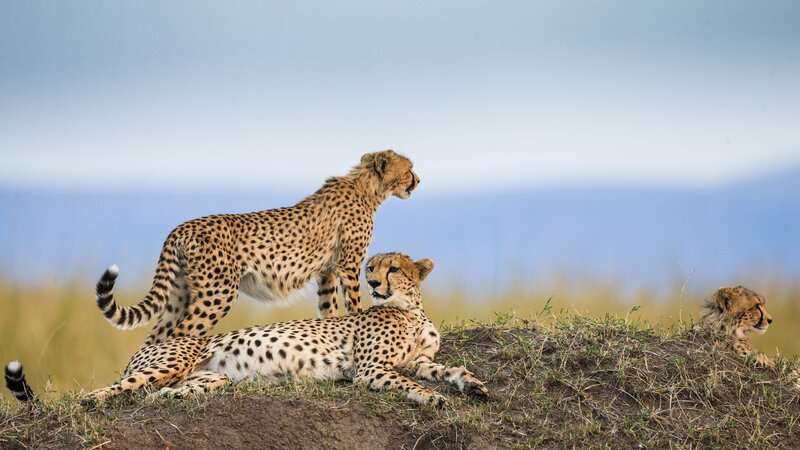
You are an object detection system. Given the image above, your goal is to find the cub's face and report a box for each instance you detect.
[361,150,420,199]
[715,286,773,337]
[365,253,433,310]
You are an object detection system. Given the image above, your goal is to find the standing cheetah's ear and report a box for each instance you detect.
[362,150,395,178]
[715,287,731,311]
[415,259,434,281]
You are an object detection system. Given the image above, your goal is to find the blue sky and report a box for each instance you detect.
[1,1,799,193]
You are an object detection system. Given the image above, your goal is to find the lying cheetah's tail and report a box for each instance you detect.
[96,243,179,330]
[5,361,35,402]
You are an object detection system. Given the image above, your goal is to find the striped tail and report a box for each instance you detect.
[5,361,35,401]
[96,259,177,330]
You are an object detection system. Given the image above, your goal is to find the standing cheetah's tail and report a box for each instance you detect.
[5,361,35,402]
[96,258,177,330]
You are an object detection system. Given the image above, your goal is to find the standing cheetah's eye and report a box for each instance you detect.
[366,266,374,273]
[388,267,399,273]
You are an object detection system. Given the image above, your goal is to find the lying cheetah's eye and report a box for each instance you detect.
[388,267,399,273]
[366,266,374,273]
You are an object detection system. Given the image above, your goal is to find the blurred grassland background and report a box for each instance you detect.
[2,0,800,406]
[2,276,798,401]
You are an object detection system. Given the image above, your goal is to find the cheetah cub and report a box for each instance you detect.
[700,286,800,389]
[6,253,488,408]
[701,285,775,367]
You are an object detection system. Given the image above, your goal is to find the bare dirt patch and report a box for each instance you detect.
[107,397,412,450]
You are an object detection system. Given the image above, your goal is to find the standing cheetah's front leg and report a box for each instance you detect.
[338,239,367,315]
[334,219,374,315]
[317,269,339,318]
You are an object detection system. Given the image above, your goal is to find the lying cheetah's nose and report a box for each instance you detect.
[767,317,773,324]
[368,280,381,288]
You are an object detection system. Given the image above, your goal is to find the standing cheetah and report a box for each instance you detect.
[6,253,489,408]
[94,150,420,346]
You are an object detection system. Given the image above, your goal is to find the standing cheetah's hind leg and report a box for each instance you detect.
[143,263,190,346]
[170,253,241,339]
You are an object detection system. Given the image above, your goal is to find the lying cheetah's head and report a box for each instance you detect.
[702,285,773,339]
[365,252,433,310]
[360,150,420,199]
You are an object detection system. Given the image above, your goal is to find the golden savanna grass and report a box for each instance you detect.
[1,277,798,400]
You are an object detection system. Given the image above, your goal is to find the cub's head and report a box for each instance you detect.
[702,285,773,339]
[360,150,420,199]
[365,253,433,310]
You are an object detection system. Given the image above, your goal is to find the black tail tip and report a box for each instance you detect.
[103,264,120,281]
[5,360,23,379]
[96,264,119,295]
[5,360,35,402]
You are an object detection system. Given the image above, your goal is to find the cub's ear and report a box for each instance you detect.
[715,287,731,311]
[415,259,434,281]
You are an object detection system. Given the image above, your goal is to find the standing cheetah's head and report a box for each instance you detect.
[365,253,433,310]
[360,150,420,199]
[702,285,773,339]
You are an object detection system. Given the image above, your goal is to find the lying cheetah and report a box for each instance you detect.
[701,285,775,367]
[95,150,420,346]
[7,253,488,407]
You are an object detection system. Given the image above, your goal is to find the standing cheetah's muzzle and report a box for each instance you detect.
[406,174,419,195]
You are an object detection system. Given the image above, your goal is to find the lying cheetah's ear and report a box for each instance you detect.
[715,287,731,311]
[415,259,434,281]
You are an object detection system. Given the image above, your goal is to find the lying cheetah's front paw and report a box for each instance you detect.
[460,372,489,398]
[463,379,488,399]
[429,393,447,408]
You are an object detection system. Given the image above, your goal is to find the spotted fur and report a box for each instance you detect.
[72,253,488,408]
[95,151,420,346]
[701,285,775,367]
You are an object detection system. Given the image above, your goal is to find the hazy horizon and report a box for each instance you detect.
[2,166,797,296]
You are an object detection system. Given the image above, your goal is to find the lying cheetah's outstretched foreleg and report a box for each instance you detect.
[355,364,447,407]
[408,356,488,398]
